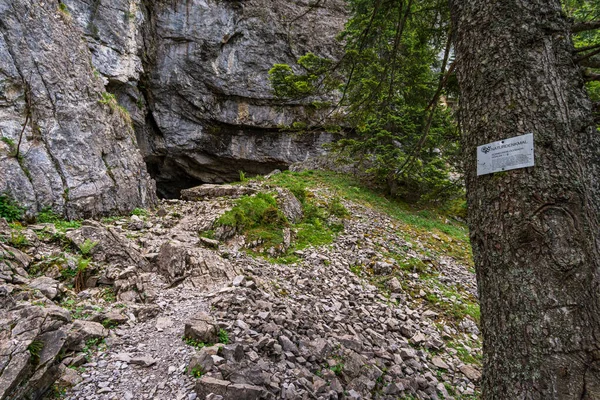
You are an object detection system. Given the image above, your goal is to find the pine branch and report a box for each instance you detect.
[579,58,600,69]
[574,43,600,53]
[584,71,600,82]
[572,20,600,33]
[576,47,600,62]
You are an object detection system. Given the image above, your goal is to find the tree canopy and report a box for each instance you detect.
[269,0,599,203]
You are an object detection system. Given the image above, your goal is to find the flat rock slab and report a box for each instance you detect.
[181,185,256,201]
[196,377,263,400]
[459,364,482,381]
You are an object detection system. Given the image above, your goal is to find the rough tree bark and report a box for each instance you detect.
[449,0,600,399]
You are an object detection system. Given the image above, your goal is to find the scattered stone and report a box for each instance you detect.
[460,364,482,381]
[200,237,220,248]
[184,312,218,343]
[130,356,157,367]
[432,356,450,370]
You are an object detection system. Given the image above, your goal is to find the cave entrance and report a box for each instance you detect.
[145,154,288,199]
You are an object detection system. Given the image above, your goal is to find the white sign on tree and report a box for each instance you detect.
[477,133,534,176]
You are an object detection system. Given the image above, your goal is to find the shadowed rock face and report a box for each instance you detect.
[0,0,347,209]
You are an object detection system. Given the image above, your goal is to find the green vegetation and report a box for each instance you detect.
[37,208,81,231]
[182,336,209,350]
[213,175,349,262]
[218,329,230,345]
[0,194,24,222]
[79,239,98,257]
[131,208,149,217]
[563,0,600,103]
[266,170,469,258]
[101,319,119,329]
[183,328,231,350]
[8,228,29,249]
[101,216,121,224]
[330,362,344,376]
[448,341,482,366]
[101,287,117,303]
[190,365,204,378]
[59,298,90,319]
[423,283,480,324]
[99,92,132,127]
[269,0,462,205]
[27,340,44,363]
[57,2,70,15]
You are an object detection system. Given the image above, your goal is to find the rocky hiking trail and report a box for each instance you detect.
[0,171,481,400]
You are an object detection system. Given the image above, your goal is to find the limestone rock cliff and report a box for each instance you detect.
[0,1,156,219]
[0,0,347,210]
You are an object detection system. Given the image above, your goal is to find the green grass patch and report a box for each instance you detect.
[37,207,81,231]
[131,208,149,217]
[265,170,471,264]
[0,194,24,222]
[218,329,230,345]
[448,341,482,366]
[423,281,480,324]
[213,181,347,262]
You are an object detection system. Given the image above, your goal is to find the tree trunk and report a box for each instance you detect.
[449,1,600,399]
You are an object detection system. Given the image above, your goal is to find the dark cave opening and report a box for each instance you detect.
[145,154,289,200]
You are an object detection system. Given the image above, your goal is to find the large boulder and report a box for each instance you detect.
[275,188,303,223]
[28,277,61,300]
[156,241,237,286]
[184,312,219,344]
[0,303,71,400]
[0,243,30,285]
[66,222,149,270]
[65,320,108,351]
[195,377,264,400]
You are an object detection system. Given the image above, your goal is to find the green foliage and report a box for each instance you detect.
[27,340,44,362]
[101,216,121,224]
[57,2,70,15]
[99,92,132,126]
[9,230,29,249]
[183,336,208,350]
[238,170,247,182]
[330,363,344,376]
[269,0,462,204]
[562,0,600,127]
[448,341,482,366]
[76,256,91,273]
[131,208,149,217]
[37,207,81,231]
[101,287,117,303]
[423,283,480,324]
[218,329,230,345]
[79,239,98,257]
[101,319,118,329]
[1,137,15,148]
[214,176,348,261]
[190,365,204,378]
[0,194,24,222]
[216,192,289,247]
[269,53,337,99]
[328,196,349,218]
